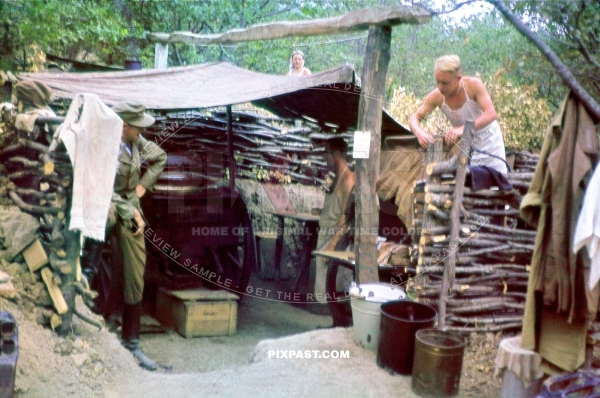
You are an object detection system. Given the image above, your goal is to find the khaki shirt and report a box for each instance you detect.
[112,136,167,222]
[520,93,598,371]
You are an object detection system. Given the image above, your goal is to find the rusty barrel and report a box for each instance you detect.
[411,328,466,398]
[376,300,437,375]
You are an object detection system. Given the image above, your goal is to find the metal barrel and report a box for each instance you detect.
[376,300,437,375]
[411,328,466,398]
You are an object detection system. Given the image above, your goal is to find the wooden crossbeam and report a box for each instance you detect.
[148,6,430,45]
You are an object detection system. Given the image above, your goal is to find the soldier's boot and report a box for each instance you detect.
[121,302,157,371]
[78,239,105,311]
[81,239,104,285]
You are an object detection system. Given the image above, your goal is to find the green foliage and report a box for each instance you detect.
[120,0,317,68]
[387,11,549,101]
[486,0,599,107]
[486,71,552,151]
[1,0,580,139]
[0,0,127,70]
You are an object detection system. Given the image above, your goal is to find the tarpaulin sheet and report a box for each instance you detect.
[20,62,410,136]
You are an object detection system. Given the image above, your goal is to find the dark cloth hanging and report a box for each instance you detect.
[467,165,512,191]
[520,93,599,371]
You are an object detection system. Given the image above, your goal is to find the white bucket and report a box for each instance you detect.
[350,283,406,351]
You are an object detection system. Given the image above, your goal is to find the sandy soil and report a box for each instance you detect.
[5,272,505,398]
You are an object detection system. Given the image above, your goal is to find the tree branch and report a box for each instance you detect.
[488,0,600,122]
[575,35,600,70]
[173,43,182,66]
[420,0,481,16]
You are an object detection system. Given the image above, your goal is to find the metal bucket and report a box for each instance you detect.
[411,328,466,398]
[349,283,405,351]
[376,300,437,375]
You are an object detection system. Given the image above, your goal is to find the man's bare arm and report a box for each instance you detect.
[470,78,498,130]
[409,90,439,148]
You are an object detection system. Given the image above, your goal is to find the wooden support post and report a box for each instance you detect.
[354,25,391,284]
[154,43,169,69]
[227,105,236,191]
[438,121,474,330]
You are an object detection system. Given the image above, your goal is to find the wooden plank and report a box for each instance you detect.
[41,267,68,315]
[312,250,355,265]
[354,25,391,285]
[167,288,239,302]
[148,6,430,45]
[22,239,49,273]
[268,212,320,223]
[50,313,62,330]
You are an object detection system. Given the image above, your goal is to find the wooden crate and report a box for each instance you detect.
[155,287,239,338]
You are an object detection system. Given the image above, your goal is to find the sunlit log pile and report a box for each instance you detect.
[145,108,352,191]
[406,147,540,334]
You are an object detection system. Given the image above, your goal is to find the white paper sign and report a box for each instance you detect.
[353,130,371,159]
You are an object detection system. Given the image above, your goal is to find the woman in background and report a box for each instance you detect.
[287,50,311,76]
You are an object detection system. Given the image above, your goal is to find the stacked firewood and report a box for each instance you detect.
[407,143,540,333]
[511,151,539,173]
[0,110,92,333]
[146,108,351,191]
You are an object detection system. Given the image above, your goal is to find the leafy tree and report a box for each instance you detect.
[486,0,600,120]
[118,0,317,69]
[0,0,127,70]
[486,71,553,151]
[2,0,583,125]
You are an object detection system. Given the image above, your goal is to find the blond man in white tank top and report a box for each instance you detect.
[408,55,507,174]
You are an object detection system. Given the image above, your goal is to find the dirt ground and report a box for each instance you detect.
[3,269,507,398]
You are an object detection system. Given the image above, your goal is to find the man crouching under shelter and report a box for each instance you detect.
[83,101,166,370]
